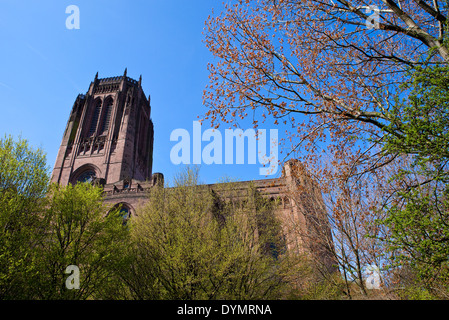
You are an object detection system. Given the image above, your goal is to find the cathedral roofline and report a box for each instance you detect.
[88,70,147,100]
[96,75,139,86]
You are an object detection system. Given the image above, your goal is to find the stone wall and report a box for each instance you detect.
[101,159,337,273]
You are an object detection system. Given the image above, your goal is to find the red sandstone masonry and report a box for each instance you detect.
[51,73,337,275]
[51,70,153,186]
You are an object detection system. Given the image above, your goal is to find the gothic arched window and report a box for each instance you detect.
[120,207,130,221]
[76,170,96,183]
[100,98,113,134]
[113,203,132,225]
[89,99,102,136]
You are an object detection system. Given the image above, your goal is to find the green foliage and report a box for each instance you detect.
[123,167,289,299]
[0,135,130,299]
[396,283,436,300]
[31,183,130,299]
[381,63,449,295]
[0,134,49,197]
[384,64,449,179]
[286,266,347,300]
[0,135,49,299]
[401,287,435,300]
[382,186,449,288]
[0,138,340,300]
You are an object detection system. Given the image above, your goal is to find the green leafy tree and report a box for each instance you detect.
[384,64,449,179]
[121,167,291,299]
[0,135,49,299]
[381,64,449,297]
[381,185,449,298]
[31,183,130,300]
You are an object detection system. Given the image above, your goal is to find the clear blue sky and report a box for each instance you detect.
[0,0,286,185]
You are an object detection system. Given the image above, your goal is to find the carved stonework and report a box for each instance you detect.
[51,71,154,186]
[51,72,336,276]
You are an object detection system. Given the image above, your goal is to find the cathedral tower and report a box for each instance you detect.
[51,69,154,186]
[51,71,336,274]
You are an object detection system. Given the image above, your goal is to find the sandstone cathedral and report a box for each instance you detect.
[51,70,336,273]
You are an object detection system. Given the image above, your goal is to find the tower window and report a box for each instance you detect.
[115,203,132,225]
[100,98,113,134]
[120,207,130,223]
[89,100,102,136]
[109,203,132,226]
[123,179,130,189]
[76,170,96,183]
